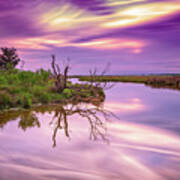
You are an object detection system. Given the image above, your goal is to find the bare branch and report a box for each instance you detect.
[51,55,70,92]
[51,55,58,77]
[87,62,115,91]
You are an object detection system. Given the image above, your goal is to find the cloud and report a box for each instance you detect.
[71,38,146,53]
[0,0,180,73]
[68,0,114,15]
[102,1,180,28]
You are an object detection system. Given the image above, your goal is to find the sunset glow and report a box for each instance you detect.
[0,0,180,73]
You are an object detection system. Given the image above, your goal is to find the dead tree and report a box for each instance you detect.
[88,62,115,90]
[51,55,69,93]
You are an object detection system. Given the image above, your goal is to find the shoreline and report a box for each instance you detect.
[70,75,180,91]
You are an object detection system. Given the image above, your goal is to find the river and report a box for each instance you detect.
[0,82,180,180]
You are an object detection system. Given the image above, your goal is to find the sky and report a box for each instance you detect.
[0,0,180,74]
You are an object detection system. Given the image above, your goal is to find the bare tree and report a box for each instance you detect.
[51,55,70,93]
[88,62,115,90]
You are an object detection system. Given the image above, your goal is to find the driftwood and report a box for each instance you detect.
[51,55,69,93]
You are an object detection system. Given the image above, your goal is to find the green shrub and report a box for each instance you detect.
[0,76,7,84]
[0,69,106,110]
[33,86,45,96]
[17,93,32,108]
[7,86,21,94]
[80,89,90,97]
[62,88,73,98]
[38,93,51,104]
[67,81,72,87]
[0,93,12,109]
[38,69,50,81]
[56,94,65,101]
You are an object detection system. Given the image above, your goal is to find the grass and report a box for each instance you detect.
[0,69,105,111]
[73,75,149,83]
[70,75,180,90]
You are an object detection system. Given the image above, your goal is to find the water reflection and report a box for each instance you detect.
[0,83,180,180]
[50,104,112,147]
[105,98,145,112]
[0,111,40,130]
[0,103,112,147]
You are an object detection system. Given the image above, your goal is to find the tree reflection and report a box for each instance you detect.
[0,110,40,130]
[50,106,70,147]
[49,104,112,147]
[18,111,40,131]
[0,103,115,147]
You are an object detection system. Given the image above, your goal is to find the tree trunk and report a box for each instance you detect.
[51,55,69,93]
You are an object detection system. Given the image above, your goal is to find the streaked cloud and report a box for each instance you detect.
[71,38,146,53]
[103,1,180,27]
[0,0,180,73]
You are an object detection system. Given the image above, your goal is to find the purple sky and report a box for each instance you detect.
[0,0,180,74]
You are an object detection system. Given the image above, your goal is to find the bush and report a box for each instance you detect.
[0,93,12,109]
[62,88,73,98]
[17,93,32,108]
[38,93,51,104]
[33,86,45,96]
[0,76,7,84]
[38,69,50,81]
[8,86,21,94]
[0,68,106,110]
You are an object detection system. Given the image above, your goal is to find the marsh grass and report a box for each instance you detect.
[72,75,150,83]
[72,75,180,90]
[0,69,105,110]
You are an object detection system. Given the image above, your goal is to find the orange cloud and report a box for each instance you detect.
[72,38,146,53]
[103,2,180,28]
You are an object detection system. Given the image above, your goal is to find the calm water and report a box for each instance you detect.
[0,83,180,180]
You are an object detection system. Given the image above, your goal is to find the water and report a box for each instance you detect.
[0,83,180,180]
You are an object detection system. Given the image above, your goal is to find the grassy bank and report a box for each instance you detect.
[0,69,105,111]
[71,74,180,90]
[72,75,149,83]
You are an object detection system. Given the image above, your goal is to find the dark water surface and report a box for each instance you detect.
[0,83,180,180]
